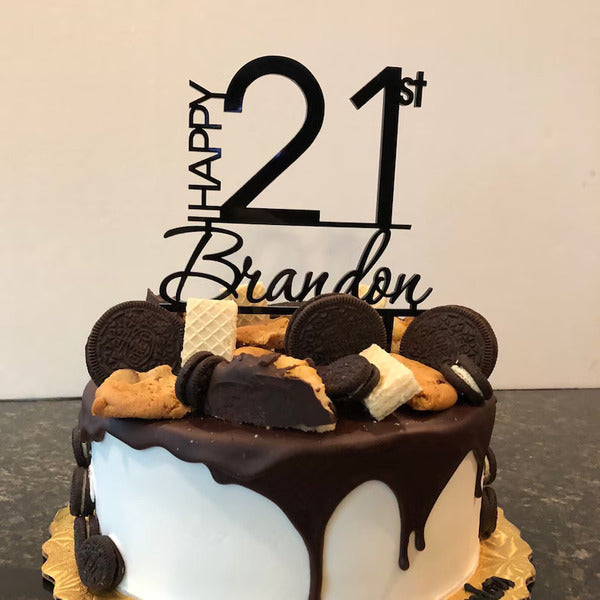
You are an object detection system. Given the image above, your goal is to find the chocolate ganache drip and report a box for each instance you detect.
[80,381,495,600]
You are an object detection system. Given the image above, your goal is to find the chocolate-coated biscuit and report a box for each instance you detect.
[440,354,493,405]
[479,486,498,540]
[316,355,373,398]
[185,354,227,410]
[399,305,497,377]
[86,300,184,386]
[71,425,91,467]
[285,294,387,365]
[175,351,213,402]
[77,535,125,592]
[69,467,94,517]
[484,447,497,486]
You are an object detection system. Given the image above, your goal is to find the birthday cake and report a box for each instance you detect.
[64,292,504,600]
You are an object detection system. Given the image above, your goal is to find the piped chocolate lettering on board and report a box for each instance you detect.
[160,55,433,338]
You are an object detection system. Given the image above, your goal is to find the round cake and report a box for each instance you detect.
[64,295,502,600]
[79,386,495,600]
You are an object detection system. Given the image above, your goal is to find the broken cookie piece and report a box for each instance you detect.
[359,344,421,421]
[236,316,288,351]
[393,354,458,411]
[92,365,190,419]
[232,346,274,358]
[205,352,336,432]
[390,317,414,354]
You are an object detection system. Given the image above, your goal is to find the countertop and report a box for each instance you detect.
[0,389,598,600]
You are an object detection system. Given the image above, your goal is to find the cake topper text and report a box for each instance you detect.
[160,56,432,325]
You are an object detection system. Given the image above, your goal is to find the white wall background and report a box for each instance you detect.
[0,1,598,398]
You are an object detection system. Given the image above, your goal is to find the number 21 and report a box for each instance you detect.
[221,56,426,229]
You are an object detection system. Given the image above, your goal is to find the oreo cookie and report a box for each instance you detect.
[317,355,380,403]
[71,425,91,467]
[284,294,387,365]
[175,351,214,402]
[86,300,184,386]
[185,354,227,410]
[77,535,125,592]
[440,354,493,405]
[73,516,88,555]
[69,467,94,517]
[479,486,498,540]
[347,364,380,403]
[483,447,497,486]
[399,305,498,377]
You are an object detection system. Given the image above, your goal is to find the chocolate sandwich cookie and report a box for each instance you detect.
[77,535,125,593]
[73,516,88,555]
[185,354,227,411]
[285,294,387,365]
[479,486,498,540]
[483,447,497,486]
[86,300,184,386]
[71,425,91,467]
[317,355,380,403]
[69,466,94,517]
[399,305,498,377]
[440,354,493,405]
[175,351,214,402]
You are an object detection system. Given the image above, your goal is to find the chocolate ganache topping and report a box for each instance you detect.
[80,381,495,600]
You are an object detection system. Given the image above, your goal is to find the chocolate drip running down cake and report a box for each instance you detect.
[66,294,503,600]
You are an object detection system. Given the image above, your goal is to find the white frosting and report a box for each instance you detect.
[91,434,481,600]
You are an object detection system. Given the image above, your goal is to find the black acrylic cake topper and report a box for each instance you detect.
[159,55,432,336]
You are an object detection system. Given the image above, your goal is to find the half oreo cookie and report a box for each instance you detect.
[441,354,493,405]
[479,486,498,540]
[185,354,227,411]
[399,305,498,377]
[175,351,214,402]
[86,300,184,386]
[483,447,497,486]
[69,467,94,517]
[77,535,125,593]
[285,294,387,365]
[317,355,380,403]
[71,425,91,467]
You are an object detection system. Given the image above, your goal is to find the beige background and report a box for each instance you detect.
[1,1,599,398]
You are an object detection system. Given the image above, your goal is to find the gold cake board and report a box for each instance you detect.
[42,507,535,600]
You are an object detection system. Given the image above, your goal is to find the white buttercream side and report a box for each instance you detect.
[92,434,310,600]
[91,435,480,600]
[322,455,481,600]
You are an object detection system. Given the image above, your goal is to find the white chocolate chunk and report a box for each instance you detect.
[225,283,269,327]
[182,299,237,364]
[359,344,421,421]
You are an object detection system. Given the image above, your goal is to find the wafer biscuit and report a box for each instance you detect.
[182,298,237,364]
